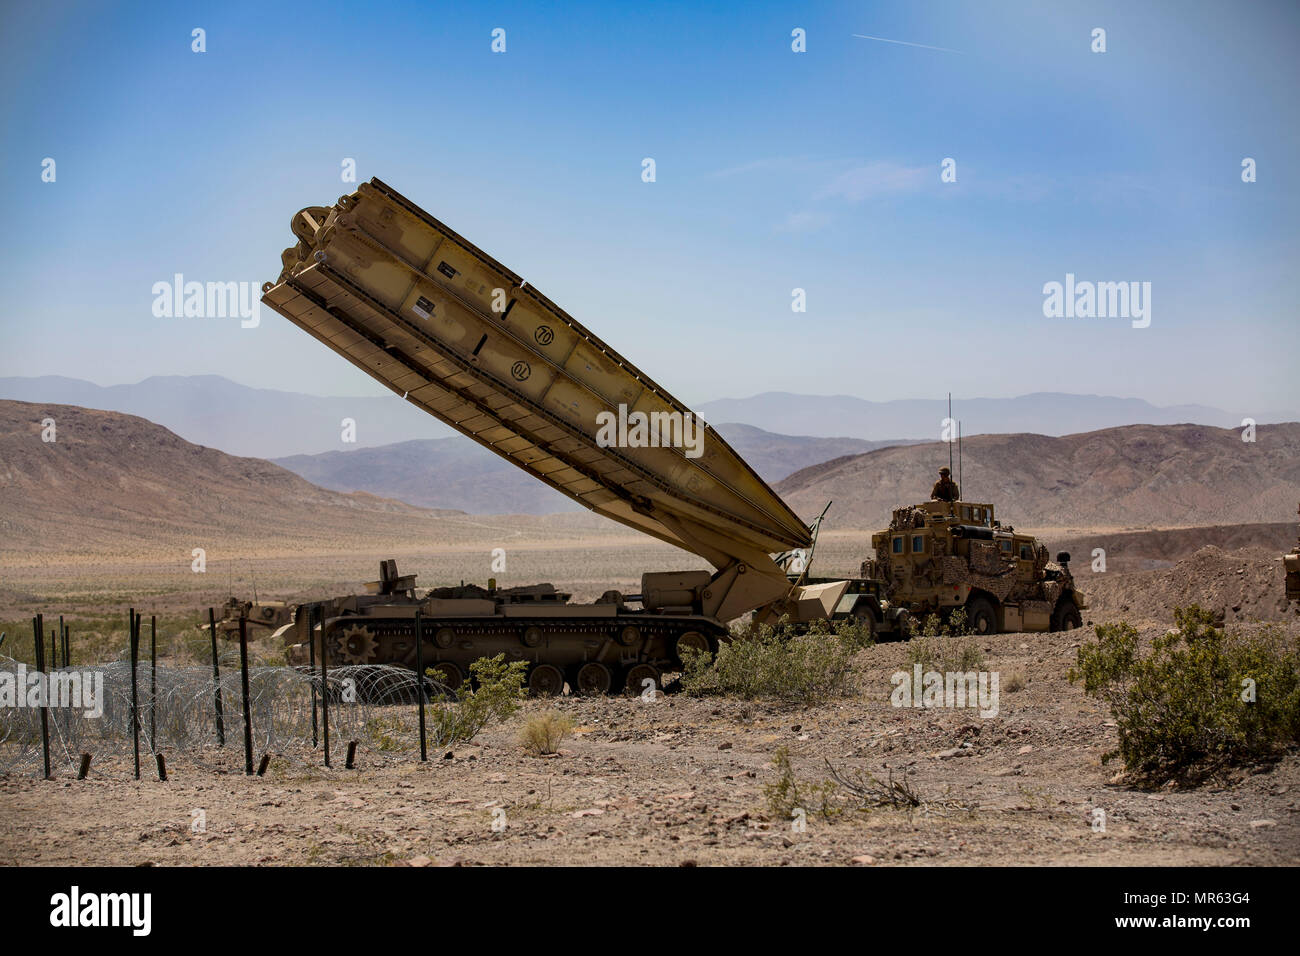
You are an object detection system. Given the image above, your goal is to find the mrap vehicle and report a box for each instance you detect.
[862,499,1085,635]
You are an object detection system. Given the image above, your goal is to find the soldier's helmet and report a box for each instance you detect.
[939,467,951,476]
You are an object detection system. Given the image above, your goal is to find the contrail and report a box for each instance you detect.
[852,34,964,55]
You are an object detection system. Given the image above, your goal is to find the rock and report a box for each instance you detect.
[1016,745,1034,755]
[1249,819,1277,829]
[718,742,733,750]
[851,854,876,865]
[407,855,433,867]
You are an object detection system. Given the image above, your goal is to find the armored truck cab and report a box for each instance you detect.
[862,499,1084,635]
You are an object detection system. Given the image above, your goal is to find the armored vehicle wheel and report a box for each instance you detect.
[851,605,879,639]
[966,597,997,636]
[623,663,661,696]
[672,630,711,666]
[573,661,613,696]
[522,626,544,648]
[617,625,641,647]
[425,661,463,694]
[527,663,565,696]
[1052,602,1082,632]
[434,627,455,649]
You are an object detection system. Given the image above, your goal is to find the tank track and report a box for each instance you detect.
[321,612,727,696]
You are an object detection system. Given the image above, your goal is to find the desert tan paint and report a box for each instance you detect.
[263,179,843,625]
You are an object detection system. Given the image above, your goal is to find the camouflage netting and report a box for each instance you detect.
[0,656,445,779]
[889,506,930,532]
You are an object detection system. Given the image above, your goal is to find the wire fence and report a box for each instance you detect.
[0,656,444,779]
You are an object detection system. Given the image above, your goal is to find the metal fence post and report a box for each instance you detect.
[415,610,427,761]
[34,615,50,780]
[320,607,331,768]
[129,609,140,780]
[208,607,225,746]
[308,604,319,748]
[238,616,254,775]
[149,614,157,752]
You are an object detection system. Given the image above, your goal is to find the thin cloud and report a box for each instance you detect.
[851,33,965,55]
[815,162,931,202]
[775,210,834,233]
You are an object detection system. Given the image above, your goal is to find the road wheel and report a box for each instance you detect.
[966,597,997,636]
[425,661,462,695]
[622,664,661,697]
[527,663,565,697]
[573,661,613,696]
[1052,602,1082,632]
[672,630,712,666]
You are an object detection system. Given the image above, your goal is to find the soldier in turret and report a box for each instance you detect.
[931,466,959,502]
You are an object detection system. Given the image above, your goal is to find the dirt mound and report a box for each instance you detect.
[776,422,1300,530]
[1083,545,1296,625]
[1054,523,1295,574]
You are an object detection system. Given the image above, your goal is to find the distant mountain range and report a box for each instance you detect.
[0,375,454,458]
[1,376,1284,459]
[775,423,1300,531]
[270,424,915,514]
[4,400,1295,572]
[0,400,615,559]
[696,392,1291,441]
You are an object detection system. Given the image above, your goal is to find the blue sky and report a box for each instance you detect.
[2,0,1297,416]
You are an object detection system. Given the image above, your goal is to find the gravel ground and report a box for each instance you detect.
[3,622,1296,867]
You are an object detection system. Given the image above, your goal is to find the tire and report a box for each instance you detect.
[851,604,879,641]
[572,661,613,696]
[672,630,712,667]
[621,664,661,697]
[966,597,998,636]
[526,663,565,696]
[1052,601,1082,632]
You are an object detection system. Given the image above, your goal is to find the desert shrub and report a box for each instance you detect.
[763,746,840,820]
[363,713,410,752]
[520,710,574,756]
[824,615,877,651]
[681,619,861,702]
[422,654,528,748]
[907,636,984,672]
[1069,606,1300,784]
[1004,671,1027,693]
[918,607,969,638]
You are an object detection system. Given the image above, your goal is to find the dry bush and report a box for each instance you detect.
[520,710,574,756]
